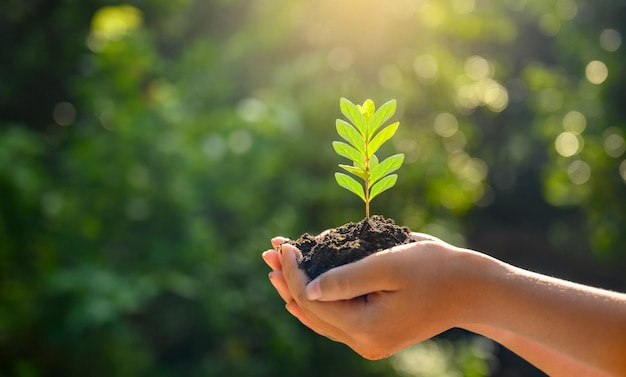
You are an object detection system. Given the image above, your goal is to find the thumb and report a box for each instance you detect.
[305,248,402,301]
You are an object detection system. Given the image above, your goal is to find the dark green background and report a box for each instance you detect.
[1,0,624,375]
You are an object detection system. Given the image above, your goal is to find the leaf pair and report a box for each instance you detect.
[333,97,405,217]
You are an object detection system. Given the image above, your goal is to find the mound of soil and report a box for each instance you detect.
[289,215,413,279]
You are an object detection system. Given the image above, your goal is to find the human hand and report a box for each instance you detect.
[262,233,475,359]
[263,233,626,375]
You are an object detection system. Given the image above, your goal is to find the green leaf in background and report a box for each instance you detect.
[335,172,366,202]
[369,174,398,201]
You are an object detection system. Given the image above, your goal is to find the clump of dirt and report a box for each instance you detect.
[289,215,413,280]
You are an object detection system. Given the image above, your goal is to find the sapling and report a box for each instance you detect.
[333,97,405,218]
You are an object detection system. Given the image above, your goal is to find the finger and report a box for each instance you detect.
[306,244,411,301]
[285,301,350,343]
[285,300,316,328]
[268,270,293,303]
[270,248,332,332]
[262,249,282,271]
[280,244,360,343]
[280,243,309,299]
[271,236,290,250]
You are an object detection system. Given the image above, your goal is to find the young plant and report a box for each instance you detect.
[333,97,405,218]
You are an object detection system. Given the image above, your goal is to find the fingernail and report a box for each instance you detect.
[262,250,271,261]
[306,278,322,301]
[268,271,277,287]
[272,236,289,245]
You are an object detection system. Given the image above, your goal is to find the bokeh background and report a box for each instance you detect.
[1,0,625,376]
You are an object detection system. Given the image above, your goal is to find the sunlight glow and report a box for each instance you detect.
[448,152,488,184]
[562,111,586,134]
[52,102,76,126]
[442,132,467,153]
[567,160,591,185]
[465,56,494,80]
[91,5,142,41]
[392,340,453,376]
[390,0,418,20]
[459,55,507,111]
[392,337,493,376]
[378,65,404,89]
[433,113,459,137]
[305,23,331,46]
[456,79,509,112]
[555,132,581,157]
[586,61,608,84]
[418,2,446,28]
[395,139,421,164]
[327,47,353,72]
[452,0,475,14]
[539,14,560,36]
[414,54,439,81]
[203,135,227,161]
[600,29,621,52]
[620,160,626,183]
[228,130,253,154]
[238,98,267,123]
[555,0,578,20]
[603,128,626,158]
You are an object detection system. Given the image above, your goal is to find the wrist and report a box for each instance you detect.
[447,247,506,329]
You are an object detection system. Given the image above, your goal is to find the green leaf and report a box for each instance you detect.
[333,141,365,169]
[369,99,397,136]
[367,121,399,157]
[340,97,367,137]
[369,174,398,201]
[339,164,369,180]
[369,153,404,185]
[370,154,379,171]
[359,99,375,119]
[335,173,366,202]
[336,119,365,155]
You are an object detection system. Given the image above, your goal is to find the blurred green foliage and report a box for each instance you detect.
[1,0,624,376]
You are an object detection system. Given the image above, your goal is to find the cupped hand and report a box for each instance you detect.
[263,233,473,359]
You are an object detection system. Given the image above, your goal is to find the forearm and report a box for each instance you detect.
[463,324,610,376]
[456,250,626,376]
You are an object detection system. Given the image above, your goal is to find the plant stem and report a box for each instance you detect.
[365,179,370,218]
[365,137,370,218]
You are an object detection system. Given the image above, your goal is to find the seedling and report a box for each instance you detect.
[333,97,405,218]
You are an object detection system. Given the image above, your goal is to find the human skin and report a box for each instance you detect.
[262,235,626,376]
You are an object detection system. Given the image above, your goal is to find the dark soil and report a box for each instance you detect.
[288,215,414,280]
